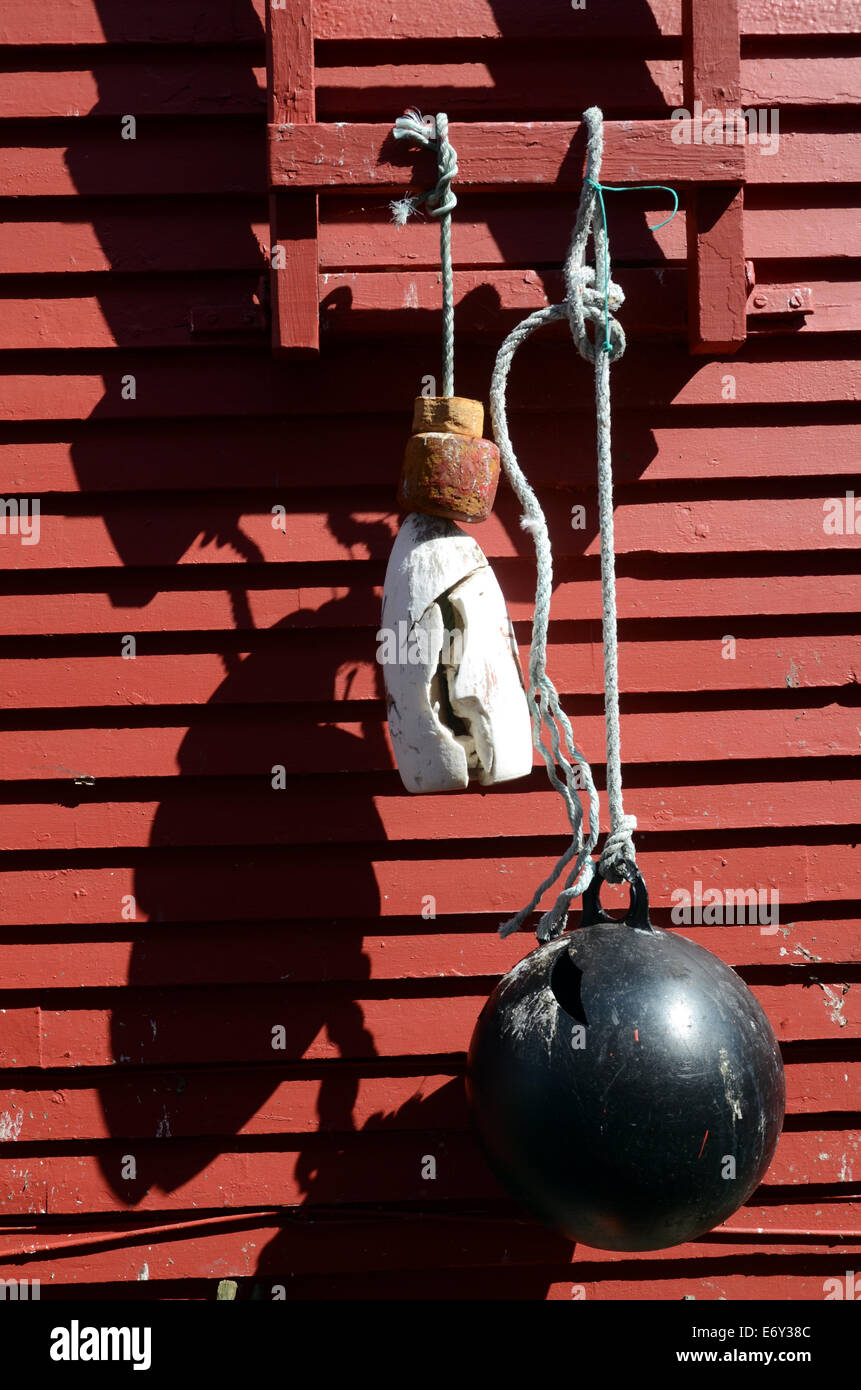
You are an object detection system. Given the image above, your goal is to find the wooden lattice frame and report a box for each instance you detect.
[266,0,747,356]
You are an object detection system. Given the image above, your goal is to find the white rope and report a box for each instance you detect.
[391,110,458,397]
[492,106,637,942]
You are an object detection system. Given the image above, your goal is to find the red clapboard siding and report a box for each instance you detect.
[2,1123,860,1218]
[3,418,859,495]
[0,704,855,780]
[0,0,855,46]
[1,569,859,635]
[0,918,858,989]
[4,270,858,349]
[4,494,856,573]
[3,1211,861,1287]
[1,985,854,1078]
[1,781,857,853]
[3,638,861,722]
[1,345,858,423]
[2,1054,858,1144]
[0,0,858,1302]
[0,634,856,706]
[0,842,856,925]
[4,57,859,122]
[1,122,857,199]
[3,202,859,277]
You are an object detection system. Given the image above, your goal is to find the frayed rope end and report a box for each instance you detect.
[390,194,422,227]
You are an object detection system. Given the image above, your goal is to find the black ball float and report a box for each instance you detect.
[467,864,785,1251]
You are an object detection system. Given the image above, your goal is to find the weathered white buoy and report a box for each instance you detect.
[379,512,533,793]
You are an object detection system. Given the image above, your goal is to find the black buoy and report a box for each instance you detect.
[467,865,785,1251]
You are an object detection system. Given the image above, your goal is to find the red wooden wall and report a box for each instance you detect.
[0,0,859,1300]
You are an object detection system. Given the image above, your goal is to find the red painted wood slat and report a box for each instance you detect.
[3,202,857,277]
[1,705,853,780]
[0,0,855,46]
[1,780,856,853]
[4,418,859,495]
[4,493,855,571]
[270,120,746,192]
[1,570,859,638]
[0,1123,858,1216]
[683,0,747,353]
[0,916,857,990]
[0,634,855,707]
[1,345,856,422]
[267,0,318,353]
[3,1053,857,1145]
[0,842,856,926]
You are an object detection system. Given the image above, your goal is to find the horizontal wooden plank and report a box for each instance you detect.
[753,129,861,184]
[0,916,856,990]
[0,0,270,45]
[3,1053,856,1144]
[311,0,860,40]
[33,264,860,350]
[4,1209,861,1295]
[315,56,861,116]
[317,270,857,339]
[4,201,856,276]
[0,276,268,351]
[2,568,859,638]
[3,57,856,123]
[0,633,854,706]
[272,122,861,194]
[271,121,746,192]
[1,345,856,422]
[2,704,854,780]
[0,58,267,119]
[26,120,861,203]
[4,417,858,495]
[0,126,267,198]
[0,204,271,276]
[0,1122,857,1216]
[740,56,861,107]
[1,779,856,853]
[0,842,855,926]
[0,0,854,46]
[317,198,861,269]
[4,493,856,571]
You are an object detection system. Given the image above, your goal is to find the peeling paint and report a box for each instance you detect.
[0,1108,24,1141]
[810,979,848,1027]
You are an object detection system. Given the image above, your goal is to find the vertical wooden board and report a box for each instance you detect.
[267,0,318,354]
[683,0,747,353]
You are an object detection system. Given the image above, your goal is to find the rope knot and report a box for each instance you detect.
[391,110,458,220]
[565,263,626,365]
[598,813,638,882]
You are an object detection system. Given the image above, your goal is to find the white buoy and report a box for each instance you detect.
[379,512,533,794]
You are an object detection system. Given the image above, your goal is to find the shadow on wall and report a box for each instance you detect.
[65,0,671,1296]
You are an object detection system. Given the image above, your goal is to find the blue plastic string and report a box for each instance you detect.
[584,180,679,354]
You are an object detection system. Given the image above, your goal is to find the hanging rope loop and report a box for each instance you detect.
[490,105,679,934]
